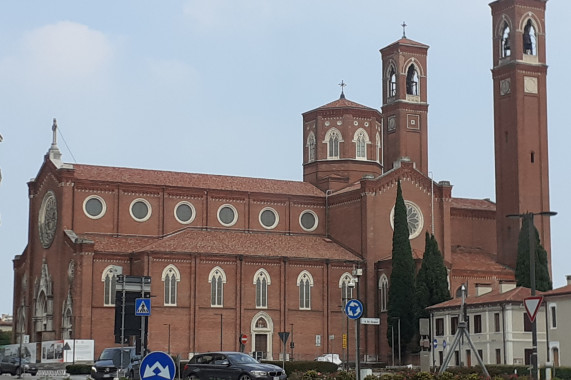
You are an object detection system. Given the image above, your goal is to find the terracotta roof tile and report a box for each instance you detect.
[543,284,571,297]
[451,197,496,211]
[70,164,324,197]
[451,250,513,277]
[82,229,360,261]
[428,286,540,310]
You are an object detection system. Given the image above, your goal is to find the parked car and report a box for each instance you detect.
[183,352,287,380]
[91,347,141,380]
[0,356,38,376]
[315,353,342,366]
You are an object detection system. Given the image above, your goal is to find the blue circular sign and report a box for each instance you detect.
[433,339,437,349]
[140,351,176,380]
[344,299,364,319]
[443,340,447,349]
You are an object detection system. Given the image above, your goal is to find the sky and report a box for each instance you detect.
[1,1,570,316]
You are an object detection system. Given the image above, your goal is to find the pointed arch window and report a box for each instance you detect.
[388,66,397,97]
[376,133,381,163]
[102,265,122,306]
[406,65,419,96]
[379,274,389,312]
[254,269,271,309]
[162,265,180,306]
[328,130,340,158]
[340,273,354,305]
[501,22,511,58]
[297,271,314,310]
[307,132,316,163]
[209,267,227,307]
[523,19,536,55]
[355,130,367,160]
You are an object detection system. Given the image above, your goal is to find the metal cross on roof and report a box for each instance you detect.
[402,21,407,38]
[338,80,347,99]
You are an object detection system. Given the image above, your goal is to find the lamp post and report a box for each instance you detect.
[163,324,171,355]
[215,314,223,350]
[507,211,557,380]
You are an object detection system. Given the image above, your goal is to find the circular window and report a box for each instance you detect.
[259,207,279,230]
[38,190,58,249]
[299,210,318,232]
[83,195,106,219]
[389,200,424,239]
[130,198,152,222]
[217,204,238,227]
[174,201,196,224]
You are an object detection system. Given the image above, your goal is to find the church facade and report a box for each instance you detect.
[12,0,553,364]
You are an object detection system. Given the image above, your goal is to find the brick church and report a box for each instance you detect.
[12,0,553,364]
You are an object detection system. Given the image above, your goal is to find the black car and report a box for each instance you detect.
[0,356,38,376]
[183,352,286,380]
[91,347,141,380]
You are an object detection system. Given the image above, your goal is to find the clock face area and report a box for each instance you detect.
[389,200,424,240]
[38,190,58,249]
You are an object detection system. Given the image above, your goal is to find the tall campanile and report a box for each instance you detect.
[490,0,552,270]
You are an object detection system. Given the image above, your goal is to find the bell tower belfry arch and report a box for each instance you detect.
[380,33,429,175]
[490,0,552,269]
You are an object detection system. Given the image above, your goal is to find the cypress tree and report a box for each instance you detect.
[387,180,417,353]
[515,216,552,291]
[416,233,451,319]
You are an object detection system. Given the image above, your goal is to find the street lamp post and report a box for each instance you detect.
[507,211,557,380]
[164,324,171,355]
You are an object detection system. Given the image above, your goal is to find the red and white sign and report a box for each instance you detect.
[240,334,248,345]
[524,296,544,323]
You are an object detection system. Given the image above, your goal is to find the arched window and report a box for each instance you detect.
[162,265,180,306]
[523,19,536,55]
[254,269,271,308]
[406,65,419,96]
[501,22,511,58]
[388,66,397,97]
[339,273,354,305]
[379,274,389,312]
[209,267,227,307]
[354,129,368,160]
[328,130,341,158]
[307,132,316,163]
[102,265,122,306]
[297,271,314,310]
[376,133,381,163]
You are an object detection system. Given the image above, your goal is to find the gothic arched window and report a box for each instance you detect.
[102,265,122,306]
[340,273,354,305]
[297,271,313,310]
[388,66,397,97]
[379,274,389,311]
[209,267,227,307]
[501,22,511,58]
[376,133,381,163]
[307,132,316,163]
[324,128,342,159]
[162,265,180,306]
[406,65,419,96]
[254,269,271,308]
[354,129,369,160]
[523,19,536,55]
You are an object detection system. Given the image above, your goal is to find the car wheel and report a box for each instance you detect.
[239,374,252,380]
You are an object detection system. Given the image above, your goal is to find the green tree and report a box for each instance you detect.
[387,180,417,353]
[515,216,552,291]
[416,232,450,319]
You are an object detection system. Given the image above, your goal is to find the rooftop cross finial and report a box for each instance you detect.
[338,80,347,99]
[402,21,407,39]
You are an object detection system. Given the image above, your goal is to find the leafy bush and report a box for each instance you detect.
[65,364,91,375]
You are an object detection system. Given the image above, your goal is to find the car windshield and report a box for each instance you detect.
[227,353,259,364]
[99,349,131,367]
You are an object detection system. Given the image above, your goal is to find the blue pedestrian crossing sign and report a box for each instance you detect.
[140,351,175,380]
[344,299,364,319]
[135,298,151,316]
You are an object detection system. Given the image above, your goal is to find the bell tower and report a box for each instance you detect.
[380,31,429,175]
[490,0,552,269]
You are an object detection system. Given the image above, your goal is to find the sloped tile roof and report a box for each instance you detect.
[428,286,540,310]
[81,229,360,261]
[451,197,496,211]
[451,250,514,278]
[315,97,376,111]
[543,284,571,297]
[70,164,324,197]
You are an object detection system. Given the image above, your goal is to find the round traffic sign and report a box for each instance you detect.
[240,334,248,345]
[344,299,364,319]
